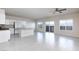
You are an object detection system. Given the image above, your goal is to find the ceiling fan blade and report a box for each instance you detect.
[55,8,67,13]
[59,8,66,11]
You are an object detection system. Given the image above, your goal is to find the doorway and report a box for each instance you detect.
[45,21,55,32]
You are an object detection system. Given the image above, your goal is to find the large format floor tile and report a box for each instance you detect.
[0,32,79,51]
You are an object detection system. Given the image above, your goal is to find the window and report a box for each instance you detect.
[37,22,43,29]
[60,26,65,30]
[59,19,73,30]
[66,26,72,30]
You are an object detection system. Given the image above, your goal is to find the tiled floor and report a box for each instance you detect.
[0,32,79,51]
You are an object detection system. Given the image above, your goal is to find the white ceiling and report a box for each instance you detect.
[5,8,79,19]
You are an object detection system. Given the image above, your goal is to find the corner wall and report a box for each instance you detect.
[51,13,79,37]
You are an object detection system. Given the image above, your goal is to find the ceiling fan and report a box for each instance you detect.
[54,8,67,13]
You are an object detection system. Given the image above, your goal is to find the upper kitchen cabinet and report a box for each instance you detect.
[0,9,5,24]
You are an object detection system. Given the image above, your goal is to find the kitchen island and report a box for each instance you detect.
[15,28,34,37]
[0,30,10,43]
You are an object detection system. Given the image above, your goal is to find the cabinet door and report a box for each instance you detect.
[0,9,5,24]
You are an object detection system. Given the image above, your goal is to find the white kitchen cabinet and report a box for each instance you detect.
[0,9,5,24]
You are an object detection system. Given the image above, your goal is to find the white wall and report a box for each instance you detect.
[0,9,5,24]
[35,13,79,37]
[54,13,79,37]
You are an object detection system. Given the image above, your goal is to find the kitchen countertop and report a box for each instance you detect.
[0,28,9,30]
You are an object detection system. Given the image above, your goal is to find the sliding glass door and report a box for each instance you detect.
[45,21,54,32]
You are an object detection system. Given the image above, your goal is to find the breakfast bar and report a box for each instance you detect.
[0,27,10,43]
